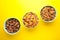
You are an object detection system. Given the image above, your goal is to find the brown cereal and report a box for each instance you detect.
[5,18,20,33]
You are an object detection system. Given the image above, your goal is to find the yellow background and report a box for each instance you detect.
[0,0,60,40]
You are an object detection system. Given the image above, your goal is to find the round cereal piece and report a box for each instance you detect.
[40,6,56,22]
[4,18,20,35]
[23,12,39,28]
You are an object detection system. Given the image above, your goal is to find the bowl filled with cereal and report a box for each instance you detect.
[40,6,56,22]
[23,12,39,28]
[4,18,20,35]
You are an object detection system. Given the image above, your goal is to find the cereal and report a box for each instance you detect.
[5,18,20,34]
[40,6,56,22]
[23,12,39,28]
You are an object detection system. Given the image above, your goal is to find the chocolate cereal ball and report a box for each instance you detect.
[23,12,39,28]
[5,18,20,34]
[40,6,56,22]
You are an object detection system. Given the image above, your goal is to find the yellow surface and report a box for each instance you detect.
[0,0,60,40]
